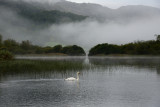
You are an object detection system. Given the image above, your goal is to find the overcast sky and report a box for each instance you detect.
[66,0,160,8]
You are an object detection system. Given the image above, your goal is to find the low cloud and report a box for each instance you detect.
[0,7,51,45]
[47,16,160,51]
[0,6,160,52]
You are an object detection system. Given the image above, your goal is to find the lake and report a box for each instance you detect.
[0,56,160,107]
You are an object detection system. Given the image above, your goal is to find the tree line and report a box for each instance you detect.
[89,35,160,56]
[0,34,85,56]
[1,34,160,58]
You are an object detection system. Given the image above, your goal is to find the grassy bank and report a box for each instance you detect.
[0,59,89,73]
[16,53,68,57]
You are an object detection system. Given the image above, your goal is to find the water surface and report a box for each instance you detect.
[0,56,160,107]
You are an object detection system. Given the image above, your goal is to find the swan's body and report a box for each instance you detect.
[65,72,80,81]
[65,77,77,81]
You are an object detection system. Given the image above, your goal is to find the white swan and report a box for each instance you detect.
[65,72,80,81]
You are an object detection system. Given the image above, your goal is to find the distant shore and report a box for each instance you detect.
[16,53,68,57]
[91,54,160,56]
[15,53,160,58]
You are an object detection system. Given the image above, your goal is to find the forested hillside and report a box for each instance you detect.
[0,0,87,25]
[89,35,160,56]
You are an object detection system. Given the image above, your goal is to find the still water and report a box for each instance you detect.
[0,56,160,107]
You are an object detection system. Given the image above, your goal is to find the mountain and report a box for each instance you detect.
[0,0,87,25]
[19,0,114,21]
[21,0,160,22]
[115,5,160,21]
[0,0,160,48]
[1,0,160,23]
[51,1,160,22]
[50,1,113,21]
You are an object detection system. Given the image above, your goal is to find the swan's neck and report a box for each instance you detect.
[77,73,79,80]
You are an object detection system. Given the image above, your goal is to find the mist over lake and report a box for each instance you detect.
[0,0,160,107]
[0,0,160,50]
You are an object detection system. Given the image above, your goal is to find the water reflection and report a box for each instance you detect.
[89,56,160,75]
[89,56,160,66]
[0,56,160,107]
[1,56,160,81]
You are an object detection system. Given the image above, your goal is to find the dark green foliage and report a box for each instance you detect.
[89,40,160,56]
[0,34,85,55]
[0,50,14,60]
[52,45,62,53]
[89,43,121,56]
[20,40,31,50]
[3,39,20,54]
[20,10,87,25]
[0,0,87,25]
[20,40,35,54]
[43,46,53,53]
[35,46,45,54]
[62,45,86,56]
[44,45,62,53]
[156,35,160,41]
[3,39,37,54]
[48,45,63,53]
[42,45,86,55]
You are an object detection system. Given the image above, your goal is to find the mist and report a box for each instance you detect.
[0,7,51,45]
[11,0,64,3]
[0,3,160,51]
[47,16,160,51]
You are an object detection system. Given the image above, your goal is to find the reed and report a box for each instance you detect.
[0,59,89,73]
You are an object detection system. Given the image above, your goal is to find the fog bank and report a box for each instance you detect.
[47,16,160,50]
[0,6,160,51]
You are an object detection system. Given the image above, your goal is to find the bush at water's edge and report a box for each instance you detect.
[0,50,14,61]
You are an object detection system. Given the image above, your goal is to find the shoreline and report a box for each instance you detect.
[15,53,160,57]
[13,54,160,60]
[88,54,160,57]
[15,53,68,57]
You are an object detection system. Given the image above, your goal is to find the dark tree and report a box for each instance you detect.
[0,34,2,45]
[3,39,20,53]
[52,45,62,53]
[156,35,160,41]
[20,40,31,50]
[62,45,85,56]
[89,43,121,56]
[43,46,52,53]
